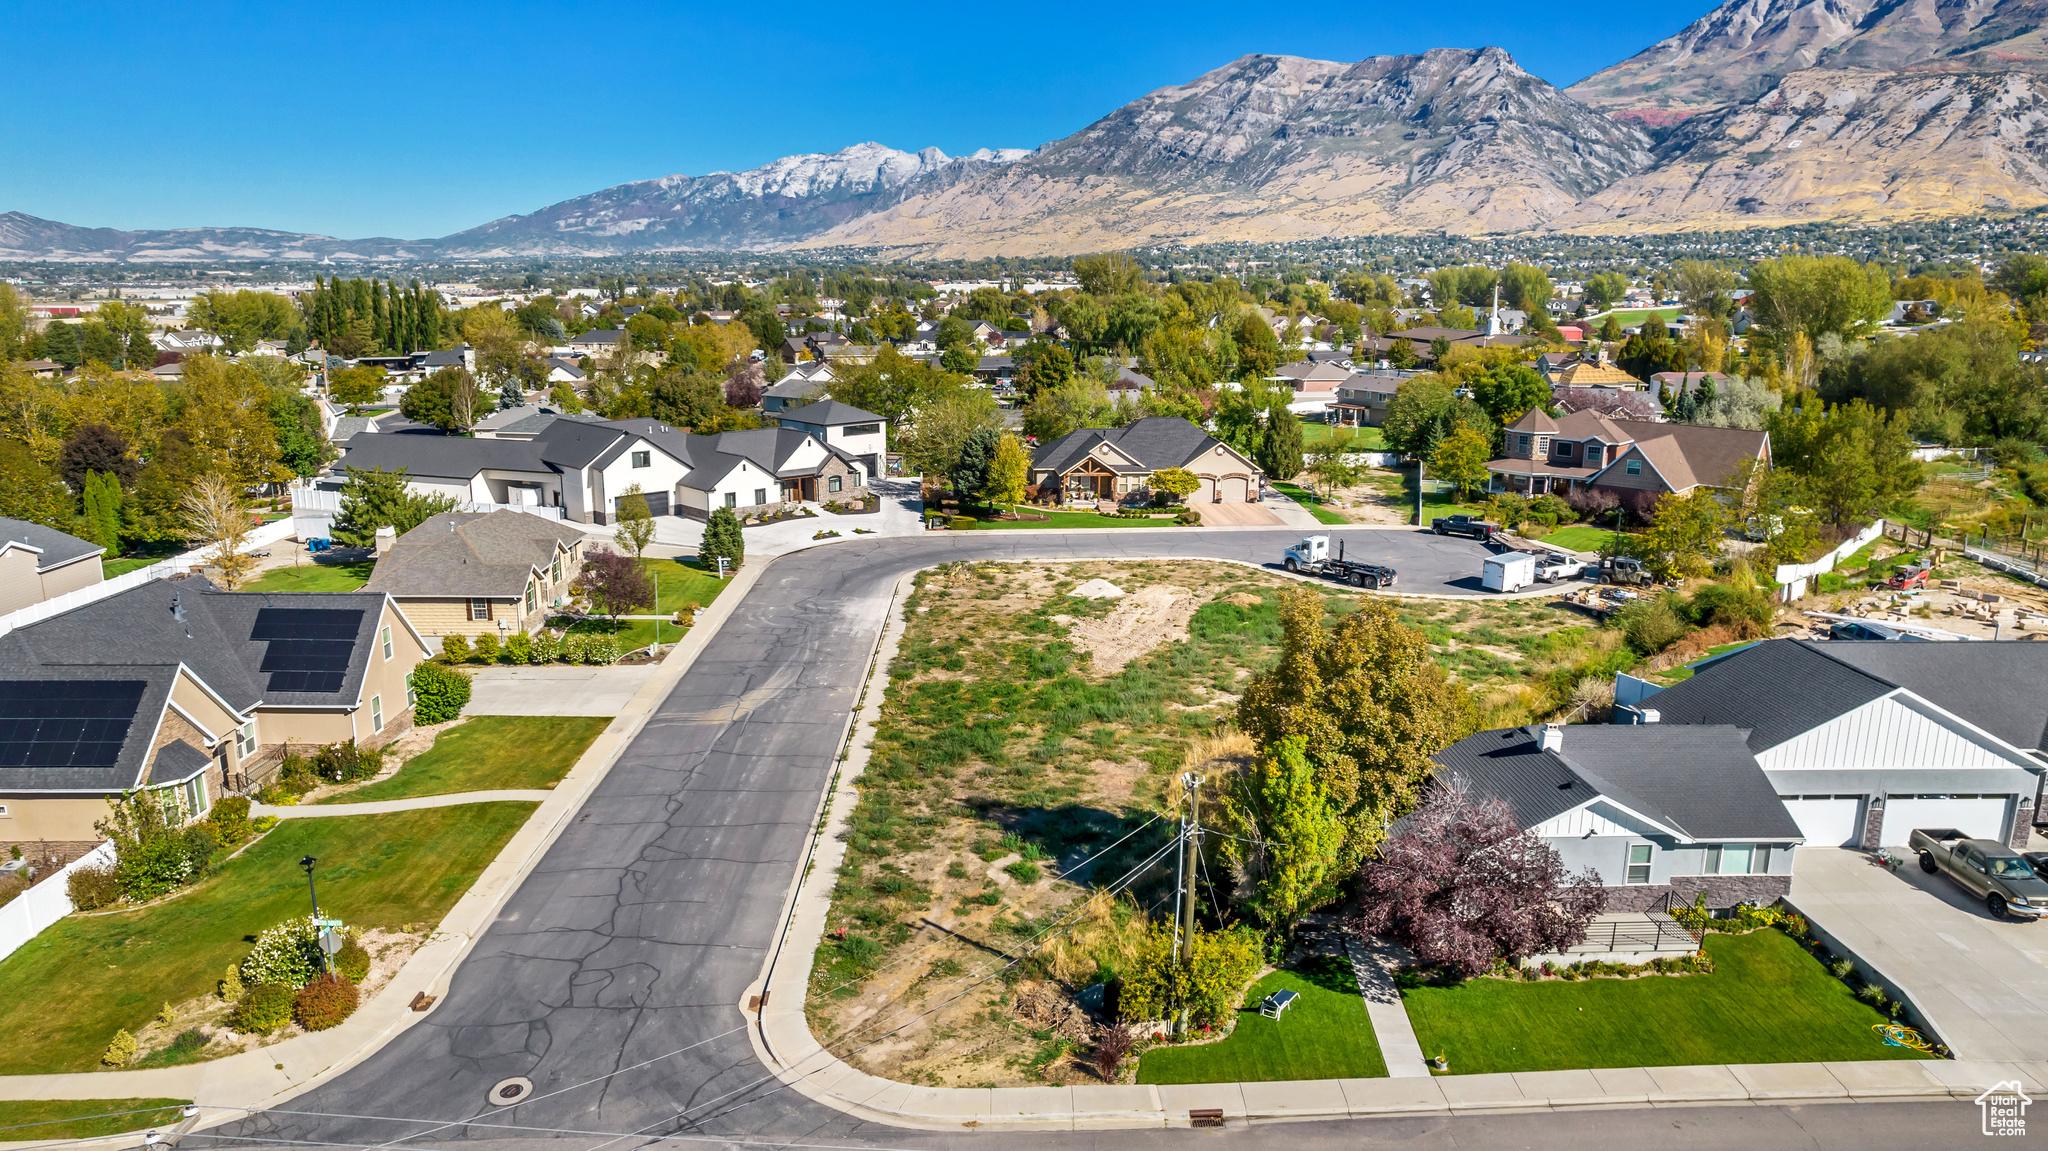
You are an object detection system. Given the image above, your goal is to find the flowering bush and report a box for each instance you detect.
[530,630,561,663]
[583,633,620,665]
[559,634,588,663]
[314,740,383,783]
[240,915,331,989]
[293,972,360,1030]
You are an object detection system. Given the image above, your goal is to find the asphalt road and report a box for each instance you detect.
[194,529,2011,1150]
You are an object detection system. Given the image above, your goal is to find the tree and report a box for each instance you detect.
[1023,378,1111,442]
[1428,422,1492,499]
[1232,312,1281,380]
[1380,375,1463,456]
[176,356,285,485]
[1017,343,1074,399]
[1256,411,1304,481]
[1150,466,1200,504]
[724,361,765,409]
[328,366,386,411]
[900,389,1001,480]
[0,439,70,530]
[1237,589,1475,869]
[1673,260,1736,321]
[1355,783,1605,978]
[1468,363,1550,426]
[1216,736,1345,940]
[950,426,1003,501]
[981,434,1028,513]
[80,470,123,549]
[327,467,459,548]
[699,505,744,571]
[1629,489,1728,579]
[1499,263,1554,314]
[401,367,484,433]
[58,423,134,491]
[1747,255,1892,384]
[1582,272,1629,313]
[1303,439,1361,500]
[614,484,655,559]
[182,473,256,590]
[1073,252,1145,297]
[580,547,654,625]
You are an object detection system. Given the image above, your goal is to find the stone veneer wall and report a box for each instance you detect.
[1600,874,1793,913]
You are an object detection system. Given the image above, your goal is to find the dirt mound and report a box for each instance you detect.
[1069,584,1197,673]
[1071,578,1125,599]
[1220,592,1263,607]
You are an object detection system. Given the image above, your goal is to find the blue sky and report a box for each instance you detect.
[0,1,1711,240]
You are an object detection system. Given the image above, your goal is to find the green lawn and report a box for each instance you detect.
[317,716,609,803]
[646,557,730,612]
[1593,308,1682,329]
[0,803,535,1074]
[241,560,376,593]
[1530,525,1622,553]
[1138,958,1389,1084]
[1401,931,1933,1075]
[0,1100,190,1141]
[1271,481,1349,526]
[1301,422,1387,450]
[557,614,663,653]
[965,508,1178,530]
[103,545,183,577]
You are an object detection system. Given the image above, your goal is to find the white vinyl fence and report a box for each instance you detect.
[0,842,116,964]
[0,518,297,640]
[1775,519,1886,601]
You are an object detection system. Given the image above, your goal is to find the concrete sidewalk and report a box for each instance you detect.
[1790,847,2048,1062]
[253,790,554,819]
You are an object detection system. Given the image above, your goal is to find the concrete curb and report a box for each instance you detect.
[253,790,555,818]
[0,562,772,1108]
[732,561,2035,1131]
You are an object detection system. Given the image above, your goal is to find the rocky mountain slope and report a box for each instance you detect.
[1568,0,2048,114]
[437,142,1029,256]
[0,212,416,262]
[803,49,1654,255]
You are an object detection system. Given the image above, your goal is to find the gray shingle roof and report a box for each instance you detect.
[366,512,587,598]
[0,517,104,571]
[0,666,177,792]
[1805,641,2048,753]
[1642,640,1903,752]
[1432,724,1801,842]
[149,739,212,785]
[773,399,883,427]
[1031,417,1246,476]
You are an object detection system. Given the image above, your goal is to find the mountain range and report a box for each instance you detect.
[7,0,2048,261]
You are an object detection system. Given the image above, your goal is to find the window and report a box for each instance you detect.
[370,694,384,733]
[724,492,736,508]
[1555,441,1574,459]
[844,422,881,437]
[235,721,256,759]
[380,625,393,660]
[1719,844,1754,875]
[405,671,418,707]
[551,556,562,583]
[631,450,650,468]
[1517,434,1530,454]
[1587,444,1603,464]
[470,599,490,621]
[754,488,767,506]
[1705,844,1770,875]
[828,476,842,493]
[1625,458,1642,476]
[1626,843,1652,885]
[0,804,9,817]
[526,584,537,613]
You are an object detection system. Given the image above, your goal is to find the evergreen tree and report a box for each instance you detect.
[699,506,744,571]
[328,466,459,547]
[81,471,123,549]
[951,426,1003,503]
[1257,411,1305,481]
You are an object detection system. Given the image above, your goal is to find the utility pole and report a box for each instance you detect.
[1175,772,1202,1037]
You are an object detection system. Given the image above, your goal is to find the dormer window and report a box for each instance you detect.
[1554,441,1574,459]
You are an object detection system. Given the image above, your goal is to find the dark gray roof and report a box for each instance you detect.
[148,739,212,785]
[1645,640,1912,753]
[1432,724,1802,842]
[0,666,177,792]
[1811,641,2048,753]
[420,349,467,367]
[1031,417,1246,476]
[366,511,586,598]
[339,415,632,477]
[765,375,827,400]
[773,399,883,427]
[569,327,626,345]
[0,517,104,571]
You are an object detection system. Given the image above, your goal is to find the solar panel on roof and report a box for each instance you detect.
[250,609,362,694]
[251,608,363,641]
[0,680,145,768]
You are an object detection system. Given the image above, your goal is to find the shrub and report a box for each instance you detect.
[530,630,561,663]
[230,983,296,1035]
[313,740,383,783]
[409,660,471,725]
[950,515,978,529]
[293,972,360,1031]
[101,1028,137,1067]
[115,835,197,903]
[1530,493,1575,526]
[208,795,252,845]
[241,915,328,989]
[471,633,500,663]
[334,936,371,984]
[439,633,471,663]
[503,633,532,664]
[1614,596,1688,654]
[219,964,244,1001]
[559,634,588,663]
[1175,506,1202,525]
[1005,861,1042,884]
[67,861,122,910]
[1688,582,1773,632]
[1092,1023,1134,1081]
[583,633,620,664]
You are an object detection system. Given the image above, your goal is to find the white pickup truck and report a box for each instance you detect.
[1535,555,1587,582]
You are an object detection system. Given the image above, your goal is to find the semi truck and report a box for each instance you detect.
[1281,536,1398,588]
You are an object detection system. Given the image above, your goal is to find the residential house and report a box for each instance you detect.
[1030,417,1262,506]
[769,399,888,483]
[0,519,105,616]
[1618,639,2048,849]
[0,577,429,846]
[1431,722,1803,911]
[1329,369,1422,427]
[822,343,882,366]
[1273,361,1351,395]
[973,355,1015,386]
[568,327,628,357]
[150,329,222,354]
[472,404,563,440]
[544,356,586,384]
[20,360,63,380]
[1485,408,1769,509]
[762,362,834,414]
[1107,367,1157,399]
[1553,361,1647,390]
[364,511,589,641]
[627,425,871,519]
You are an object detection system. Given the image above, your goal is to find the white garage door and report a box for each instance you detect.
[1879,795,2011,847]
[1783,796,1862,848]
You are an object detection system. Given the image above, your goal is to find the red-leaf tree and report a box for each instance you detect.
[580,547,654,625]
[1354,783,1605,978]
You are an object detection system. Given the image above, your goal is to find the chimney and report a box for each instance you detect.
[1537,722,1564,753]
[374,525,397,556]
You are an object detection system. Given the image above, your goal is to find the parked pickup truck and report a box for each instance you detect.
[1911,828,2048,919]
[1535,555,1587,582]
[1282,535,1398,588]
[1431,514,1501,541]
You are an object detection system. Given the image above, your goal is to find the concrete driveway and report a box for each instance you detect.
[1789,846,2048,1061]
[466,663,658,716]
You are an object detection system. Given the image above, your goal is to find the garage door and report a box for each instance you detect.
[1219,476,1250,502]
[1879,794,2011,846]
[1783,796,1863,847]
[1196,477,1217,503]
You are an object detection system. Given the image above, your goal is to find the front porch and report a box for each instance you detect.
[1056,458,1150,506]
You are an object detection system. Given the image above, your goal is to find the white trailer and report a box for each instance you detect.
[1483,552,1538,593]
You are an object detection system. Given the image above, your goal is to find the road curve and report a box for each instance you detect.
[199,530,1980,1150]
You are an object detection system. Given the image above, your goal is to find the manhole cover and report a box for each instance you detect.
[488,1077,534,1106]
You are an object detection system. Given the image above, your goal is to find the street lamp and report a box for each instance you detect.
[301,855,332,974]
